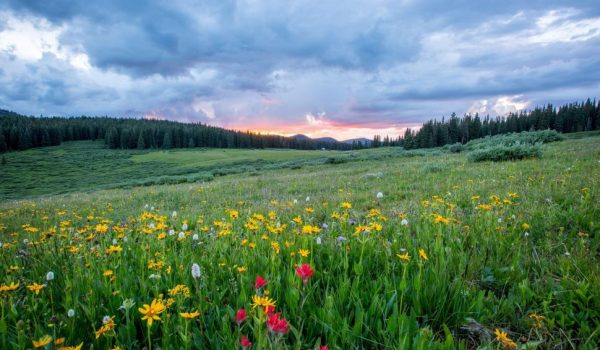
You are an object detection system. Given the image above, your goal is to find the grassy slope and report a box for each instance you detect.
[0,141,348,199]
[0,135,598,348]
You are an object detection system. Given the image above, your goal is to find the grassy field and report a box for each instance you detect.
[0,135,599,349]
[0,141,348,199]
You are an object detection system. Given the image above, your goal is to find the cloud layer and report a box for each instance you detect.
[1,1,599,138]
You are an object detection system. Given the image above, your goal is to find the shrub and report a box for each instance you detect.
[448,143,464,153]
[468,142,542,162]
[422,163,445,173]
[466,130,564,150]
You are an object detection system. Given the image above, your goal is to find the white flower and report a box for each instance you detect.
[123,236,129,243]
[178,232,185,240]
[172,211,178,218]
[149,223,155,229]
[144,204,149,208]
[401,219,409,226]
[192,234,199,241]
[119,298,135,311]
[46,271,55,281]
[376,192,384,199]
[293,199,298,204]
[524,231,529,237]
[23,239,29,245]
[305,196,310,202]
[150,206,155,211]
[497,218,502,223]
[169,229,175,236]
[182,223,188,231]
[112,238,118,245]
[316,237,322,245]
[102,315,111,324]
[149,274,161,279]
[67,309,75,318]
[511,214,516,220]
[191,263,202,279]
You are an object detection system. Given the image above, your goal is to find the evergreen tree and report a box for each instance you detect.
[137,132,146,149]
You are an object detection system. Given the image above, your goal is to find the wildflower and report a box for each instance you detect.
[418,249,429,261]
[237,266,247,273]
[191,263,202,279]
[316,237,322,245]
[266,312,289,334]
[180,310,201,319]
[494,328,517,348]
[235,308,248,325]
[32,335,52,348]
[529,314,545,329]
[46,271,55,281]
[172,211,178,218]
[106,245,123,255]
[119,298,136,311]
[341,202,352,209]
[299,249,310,257]
[400,218,409,226]
[182,223,189,230]
[271,242,280,254]
[522,223,530,230]
[67,309,75,317]
[103,270,114,277]
[241,335,252,348]
[296,263,315,284]
[58,342,83,350]
[192,233,199,241]
[138,299,167,327]
[0,281,19,292]
[319,346,329,350]
[95,316,117,338]
[255,275,267,290]
[27,282,46,295]
[397,252,411,261]
[251,295,276,314]
[302,225,321,235]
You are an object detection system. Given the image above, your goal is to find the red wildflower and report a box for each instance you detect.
[254,275,267,289]
[295,263,314,284]
[240,335,252,348]
[319,346,329,350]
[266,312,289,335]
[235,308,247,325]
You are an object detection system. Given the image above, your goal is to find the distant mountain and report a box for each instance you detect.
[291,134,372,146]
[341,137,372,145]
[313,137,338,143]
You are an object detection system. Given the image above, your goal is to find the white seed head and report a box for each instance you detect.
[67,309,75,318]
[192,234,199,241]
[191,263,202,279]
[46,271,55,281]
[376,192,384,199]
[401,219,409,226]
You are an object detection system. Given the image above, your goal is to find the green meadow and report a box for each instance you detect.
[0,133,599,349]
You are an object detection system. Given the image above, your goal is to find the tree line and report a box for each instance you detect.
[0,111,352,152]
[1,98,598,153]
[369,98,599,149]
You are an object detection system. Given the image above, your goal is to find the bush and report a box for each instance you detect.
[448,143,464,153]
[466,130,564,150]
[468,142,542,162]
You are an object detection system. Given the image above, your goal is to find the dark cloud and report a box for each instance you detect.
[1,0,599,136]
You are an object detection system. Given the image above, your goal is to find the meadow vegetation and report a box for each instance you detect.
[0,133,599,349]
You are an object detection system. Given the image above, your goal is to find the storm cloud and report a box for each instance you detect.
[1,0,599,138]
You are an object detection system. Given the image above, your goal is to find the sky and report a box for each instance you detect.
[0,1,599,140]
